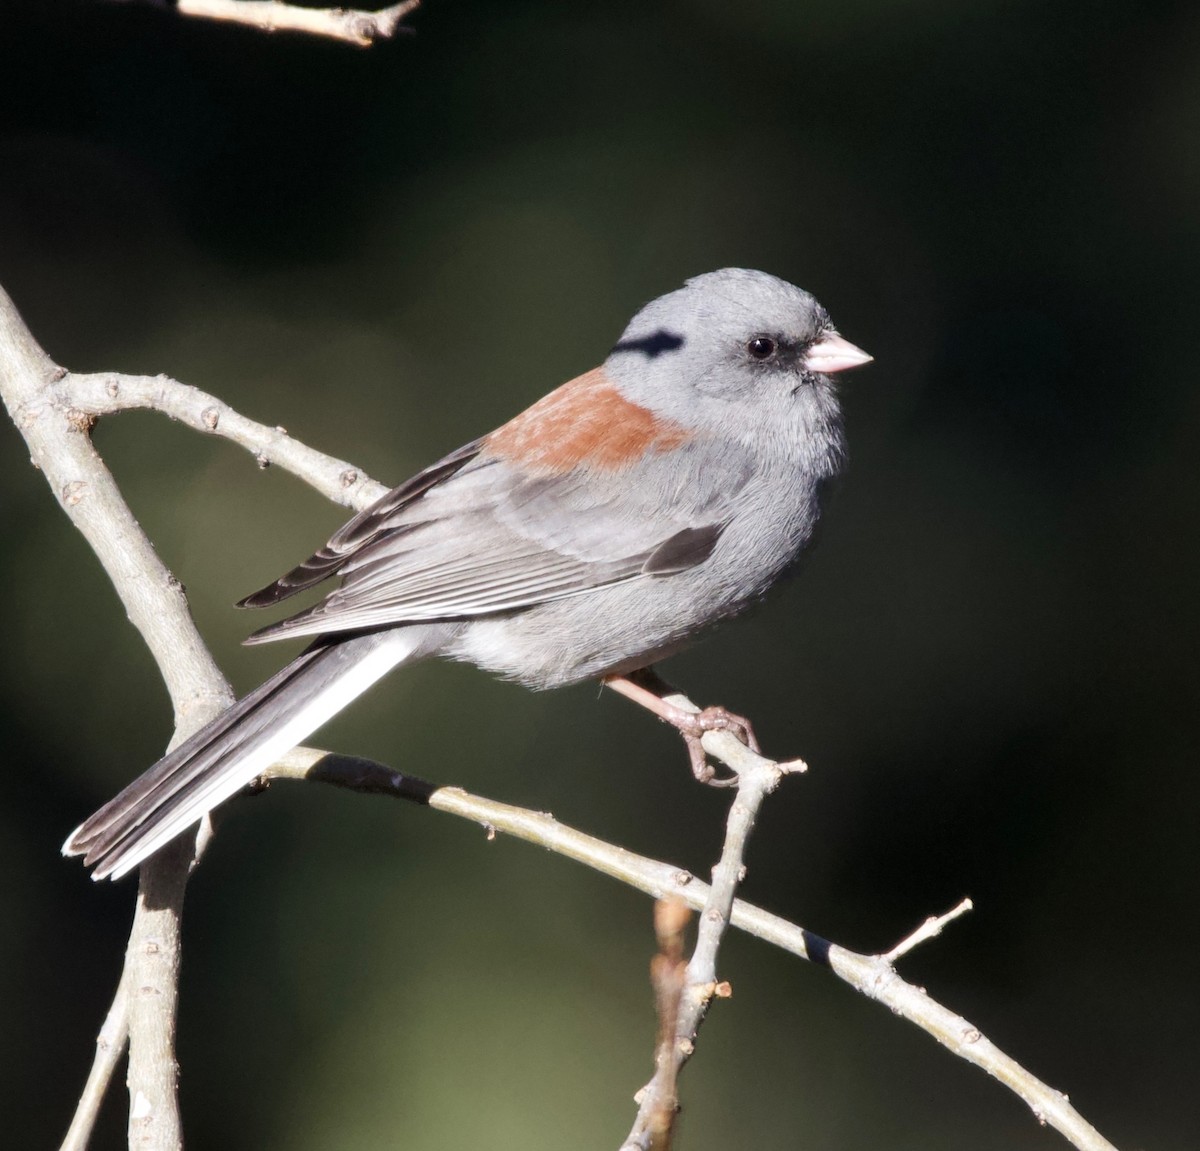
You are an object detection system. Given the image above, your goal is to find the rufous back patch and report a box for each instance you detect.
[483,367,691,473]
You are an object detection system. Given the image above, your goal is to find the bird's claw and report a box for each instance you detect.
[674,706,760,786]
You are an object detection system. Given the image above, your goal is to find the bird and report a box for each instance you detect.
[63,268,871,880]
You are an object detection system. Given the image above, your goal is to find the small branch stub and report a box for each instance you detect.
[883,898,975,964]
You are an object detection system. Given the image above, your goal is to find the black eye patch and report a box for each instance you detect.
[611,329,686,359]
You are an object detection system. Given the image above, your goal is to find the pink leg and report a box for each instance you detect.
[603,668,760,785]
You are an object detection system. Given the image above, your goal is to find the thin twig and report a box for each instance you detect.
[883,898,974,963]
[172,0,420,47]
[63,371,388,512]
[266,748,1119,1151]
[60,971,131,1151]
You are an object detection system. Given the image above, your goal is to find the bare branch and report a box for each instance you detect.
[171,0,420,47]
[883,897,974,963]
[1,302,391,1149]
[63,371,388,512]
[266,747,1120,1151]
[123,837,200,1151]
[646,899,690,1150]
[622,712,796,1150]
[60,972,131,1151]
[0,317,231,732]
[0,284,232,1151]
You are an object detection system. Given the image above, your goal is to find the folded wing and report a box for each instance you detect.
[240,437,747,645]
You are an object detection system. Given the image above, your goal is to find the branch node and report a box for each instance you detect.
[61,479,88,506]
[66,406,97,433]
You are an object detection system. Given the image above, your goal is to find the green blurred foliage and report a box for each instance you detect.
[2,0,1197,1148]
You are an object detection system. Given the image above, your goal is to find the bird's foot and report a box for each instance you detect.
[672,705,760,785]
[603,670,761,786]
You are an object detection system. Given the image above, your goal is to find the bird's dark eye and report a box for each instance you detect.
[747,337,776,360]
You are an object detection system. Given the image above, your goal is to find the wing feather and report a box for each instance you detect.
[240,421,755,645]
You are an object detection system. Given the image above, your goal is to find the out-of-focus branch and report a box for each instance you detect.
[167,0,420,48]
[645,899,691,1151]
[268,747,1120,1151]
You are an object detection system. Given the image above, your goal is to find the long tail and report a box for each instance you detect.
[63,630,426,881]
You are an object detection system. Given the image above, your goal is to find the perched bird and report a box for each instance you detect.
[64,268,871,880]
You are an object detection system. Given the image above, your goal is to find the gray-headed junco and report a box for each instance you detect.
[65,268,871,879]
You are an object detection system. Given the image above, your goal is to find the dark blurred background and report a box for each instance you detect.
[2,1,1197,1148]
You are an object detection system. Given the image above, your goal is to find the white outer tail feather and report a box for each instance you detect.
[70,632,422,880]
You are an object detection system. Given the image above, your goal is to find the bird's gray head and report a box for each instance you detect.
[605,268,870,457]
